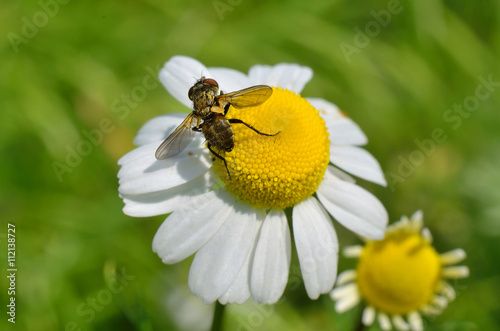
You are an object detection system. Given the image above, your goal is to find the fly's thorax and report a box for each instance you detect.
[194,106,212,118]
[192,85,218,108]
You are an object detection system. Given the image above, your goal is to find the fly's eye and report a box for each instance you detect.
[203,78,219,88]
[188,86,194,100]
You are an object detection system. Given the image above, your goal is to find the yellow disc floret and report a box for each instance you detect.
[214,87,330,209]
[356,229,442,315]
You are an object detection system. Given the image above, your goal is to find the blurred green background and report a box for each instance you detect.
[1,0,499,330]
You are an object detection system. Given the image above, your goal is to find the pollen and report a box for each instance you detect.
[213,88,330,209]
[355,229,442,315]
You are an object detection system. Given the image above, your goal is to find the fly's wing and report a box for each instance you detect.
[219,85,272,109]
[155,113,197,160]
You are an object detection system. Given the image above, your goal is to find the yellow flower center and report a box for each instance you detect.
[356,230,442,315]
[214,88,330,209]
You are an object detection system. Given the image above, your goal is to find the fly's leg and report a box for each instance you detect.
[223,102,230,116]
[207,143,231,180]
[228,119,280,136]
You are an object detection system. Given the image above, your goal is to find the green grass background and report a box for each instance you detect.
[1,0,500,330]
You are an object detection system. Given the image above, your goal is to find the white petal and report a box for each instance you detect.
[421,227,433,243]
[152,189,234,264]
[333,286,360,313]
[330,146,387,186]
[308,98,368,146]
[118,140,159,166]
[335,270,357,286]
[440,248,467,265]
[188,202,262,304]
[118,141,210,195]
[411,209,424,224]
[248,63,313,93]
[438,281,456,300]
[327,117,368,146]
[442,266,470,279]
[330,282,357,300]
[293,197,338,299]
[133,113,192,146]
[207,67,252,92]
[410,210,424,232]
[250,209,291,304]
[218,250,252,304]
[159,56,210,108]
[342,245,364,258]
[121,170,215,217]
[432,295,449,309]
[219,209,266,304]
[247,65,272,85]
[118,134,203,166]
[378,313,392,330]
[327,166,356,184]
[421,305,442,316]
[307,97,343,119]
[392,315,410,331]
[317,166,388,239]
[407,311,423,331]
[362,306,376,326]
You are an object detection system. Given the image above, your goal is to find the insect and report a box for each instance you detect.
[155,77,279,178]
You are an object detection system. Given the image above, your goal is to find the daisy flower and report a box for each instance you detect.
[117,55,388,304]
[330,210,469,331]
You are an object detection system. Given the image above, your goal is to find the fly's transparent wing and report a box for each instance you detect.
[218,85,273,108]
[155,113,198,159]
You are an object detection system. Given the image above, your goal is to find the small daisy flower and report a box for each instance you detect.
[118,55,388,304]
[331,210,469,331]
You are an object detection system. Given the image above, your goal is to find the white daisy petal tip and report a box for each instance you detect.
[330,283,360,313]
[411,209,424,224]
[392,315,410,331]
[334,292,360,313]
[293,197,339,299]
[407,311,423,331]
[342,245,363,258]
[442,266,470,279]
[362,306,376,326]
[431,295,449,309]
[421,227,433,243]
[440,248,467,265]
[121,170,215,218]
[439,281,456,301]
[187,202,263,304]
[335,269,357,286]
[329,146,387,186]
[318,167,388,240]
[377,312,392,331]
[250,209,291,304]
[117,143,211,196]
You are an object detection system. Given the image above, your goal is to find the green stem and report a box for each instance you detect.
[354,319,366,331]
[210,301,226,331]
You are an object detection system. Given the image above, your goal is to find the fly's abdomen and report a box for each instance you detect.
[203,116,234,152]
